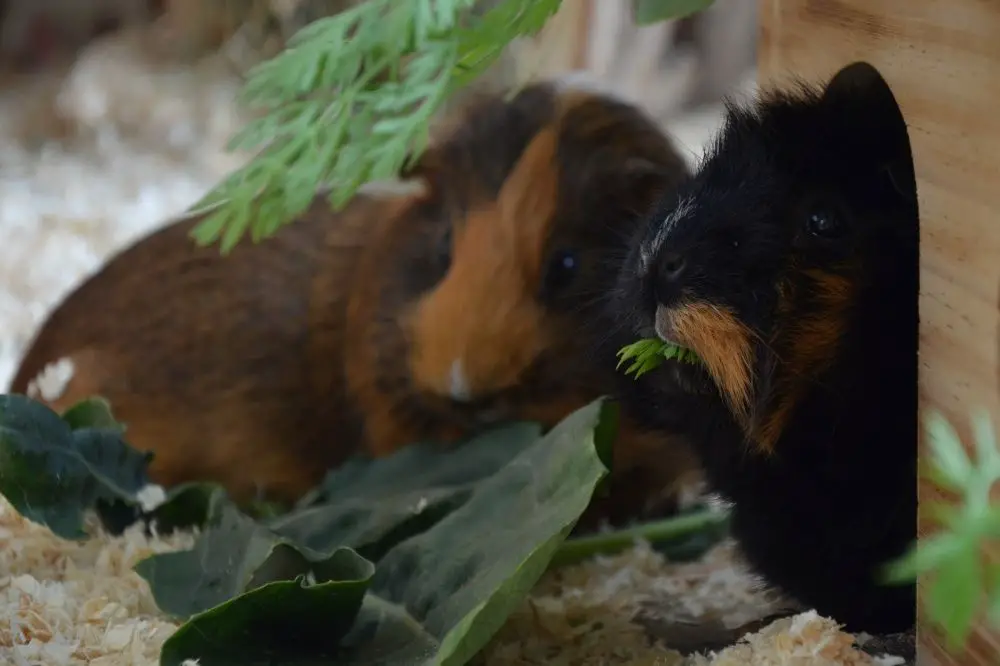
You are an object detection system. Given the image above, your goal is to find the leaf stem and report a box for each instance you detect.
[551,507,730,568]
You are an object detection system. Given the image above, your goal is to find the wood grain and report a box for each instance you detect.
[758,1,1000,664]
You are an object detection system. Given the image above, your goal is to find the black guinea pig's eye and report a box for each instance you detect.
[544,249,579,294]
[805,209,846,239]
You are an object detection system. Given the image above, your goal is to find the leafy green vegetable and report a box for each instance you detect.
[883,409,1000,652]
[60,396,124,432]
[616,337,701,379]
[337,398,615,666]
[189,0,722,254]
[145,481,221,535]
[149,399,615,666]
[633,0,717,25]
[137,489,365,618]
[159,549,375,666]
[0,394,151,540]
[275,423,541,561]
[189,0,565,254]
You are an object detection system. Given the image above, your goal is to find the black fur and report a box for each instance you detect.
[604,62,919,634]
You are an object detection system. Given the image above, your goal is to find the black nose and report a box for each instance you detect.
[652,252,686,304]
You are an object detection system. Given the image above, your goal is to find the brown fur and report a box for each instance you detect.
[11,193,397,502]
[12,82,698,520]
[753,267,854,452]
[656,267,852,455]
[656,301,755,425]
[406,129,562,404]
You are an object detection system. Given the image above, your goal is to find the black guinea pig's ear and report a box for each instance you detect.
[822,61,918,205]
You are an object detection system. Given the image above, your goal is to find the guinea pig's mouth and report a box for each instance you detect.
[641,301,756,419]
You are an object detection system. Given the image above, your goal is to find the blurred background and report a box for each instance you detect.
[0,0,758,387]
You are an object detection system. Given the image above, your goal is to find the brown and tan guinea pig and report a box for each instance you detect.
[10,79,699,524]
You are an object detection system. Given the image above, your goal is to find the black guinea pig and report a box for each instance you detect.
[604,61,919,637]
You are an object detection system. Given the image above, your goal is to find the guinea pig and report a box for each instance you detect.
[10,79,700,523]
[604,61,919,636]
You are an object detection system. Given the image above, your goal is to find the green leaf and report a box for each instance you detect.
[159,551,375,666]
[971,407,1000,473]
[0,394,151,540]
[926,542,982,653]
[633,0,717,25]
[986,561,1000,628]
[616,337,700,379]
[881,532,966,583]
[60,396,123,432]
[136,491,363,619]
[154,398,613,666]
[146,482,220,534]
[190,0,568,253]
[337,398,614,665]
[273,423,542,560]
[925,410,973,490]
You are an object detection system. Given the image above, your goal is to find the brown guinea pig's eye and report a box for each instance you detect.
[543,249,579,294]
[438,224,453,269]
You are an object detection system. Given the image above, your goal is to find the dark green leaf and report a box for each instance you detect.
[60,397,123,431]
[335,398,614,665]
[136,495,359,618]
[159,550,375,666]
[633,0,716,25]
[153,399,613,666]
[147,482,221,535]
[0,394,151,540]
[272,422,542,561]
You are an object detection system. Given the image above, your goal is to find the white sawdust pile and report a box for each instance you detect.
[0,29,907,666]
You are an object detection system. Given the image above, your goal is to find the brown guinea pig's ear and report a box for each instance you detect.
[616,156,685,199]
[399,149,446,203]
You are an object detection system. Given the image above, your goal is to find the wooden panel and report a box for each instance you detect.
[758,1,1000,664]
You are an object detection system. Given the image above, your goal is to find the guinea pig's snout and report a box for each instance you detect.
[446,358,474,403]
[645,248,691,312]
[409,290,545,408]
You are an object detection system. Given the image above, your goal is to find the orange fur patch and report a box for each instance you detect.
[658,302,755,426]
[754,268,853,452]
[408,128,561,400]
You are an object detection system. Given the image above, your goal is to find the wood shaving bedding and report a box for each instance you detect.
[0,494,902,666]
[0,496,194,666]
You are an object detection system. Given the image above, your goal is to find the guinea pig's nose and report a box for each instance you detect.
[653,252,686,303]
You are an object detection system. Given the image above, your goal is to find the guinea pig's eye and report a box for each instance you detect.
[438,225,454,267]
[544,249,579,293]
[804,209,846,239]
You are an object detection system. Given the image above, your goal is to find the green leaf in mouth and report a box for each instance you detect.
[616,337,701,379]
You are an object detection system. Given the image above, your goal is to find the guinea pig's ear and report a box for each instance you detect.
[399,149,446,204]
[621,156,681,187]
[822,61,917,205]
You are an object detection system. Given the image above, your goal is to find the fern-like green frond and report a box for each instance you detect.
[188,0,564,254]
[616,338,701,379]
[882,408,1000,652]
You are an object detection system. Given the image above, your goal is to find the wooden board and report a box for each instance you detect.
[758,1,1000,664]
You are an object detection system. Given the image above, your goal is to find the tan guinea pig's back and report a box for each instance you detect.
[9,192,400,504]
